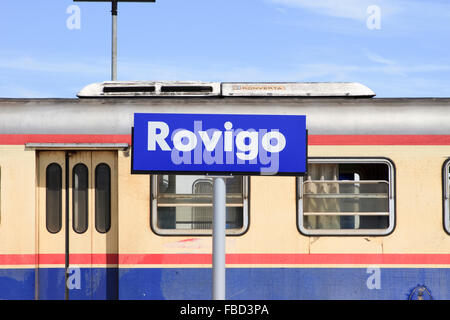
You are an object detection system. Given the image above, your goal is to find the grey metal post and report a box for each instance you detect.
[212,177,226,300]
[111,0,118,81]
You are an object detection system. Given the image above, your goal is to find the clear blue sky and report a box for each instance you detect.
[1,0,449,98]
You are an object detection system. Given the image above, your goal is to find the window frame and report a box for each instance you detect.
[95,163,111,234]
[150,175,249,236]
[442,159,450,235]
[72,163,89,234]
[46,162,63,234]
[297,157,396,236]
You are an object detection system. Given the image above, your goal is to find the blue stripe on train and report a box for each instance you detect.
[118,268,450,300]
[38,268,118,300]
[0,268,118,300]
[0,268,448,299]
[0,269,35,300]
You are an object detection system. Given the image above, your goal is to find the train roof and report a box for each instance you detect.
[1,81,450,135]
[1,96,450,135]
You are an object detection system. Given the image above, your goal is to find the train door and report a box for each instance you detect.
[37,150,118,300]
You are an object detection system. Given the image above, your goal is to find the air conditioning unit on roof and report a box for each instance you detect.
[77,81,375,98]
[77,81,221,98]
[221,82,375,97]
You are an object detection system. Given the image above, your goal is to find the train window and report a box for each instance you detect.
[443,160,450,234]
[95,163,111,233]
[46,163,62,233]
[73,164,89,234]
[151,175,249,235]
[297,159,395,236]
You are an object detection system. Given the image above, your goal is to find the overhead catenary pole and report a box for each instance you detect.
[73,0,156,81]
[111,0,117,81]
[212,177,226,300]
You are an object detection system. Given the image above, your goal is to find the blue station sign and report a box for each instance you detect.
[132,113,307,176]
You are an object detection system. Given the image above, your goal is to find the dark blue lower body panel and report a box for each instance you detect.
[37,268,118,300]
[0,267,448,299]
[0,269,35,300]
[118,268,449,300]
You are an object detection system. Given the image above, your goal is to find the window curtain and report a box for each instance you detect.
[192,179,213,229]
[304,163,341,229]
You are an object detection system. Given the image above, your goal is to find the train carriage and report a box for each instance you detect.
[0,81,449,300]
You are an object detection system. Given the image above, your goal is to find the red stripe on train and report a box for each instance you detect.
[119,253,450,265]
[2,254,450,266]
[2,134,450,145]
[0,134,131,145]
[308,135,450,145]
[35,254,119,265]
[0,254,36,265]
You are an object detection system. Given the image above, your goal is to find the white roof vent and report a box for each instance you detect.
[221,82,375,97]
[77,81,221,98]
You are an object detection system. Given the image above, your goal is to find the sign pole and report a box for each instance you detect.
[212,177,226,300]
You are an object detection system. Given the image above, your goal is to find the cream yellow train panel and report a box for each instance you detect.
[0,146,36,255]
[68,151,92,269]
[117,153,306,255]
[91,151,118,256]
[384,152,449,253]
[241,176,307,254]
[37,151,65,260]
[118,151,152,254]
[118,151,222,254]
[117,145,450,257]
